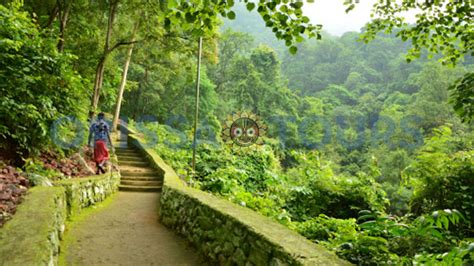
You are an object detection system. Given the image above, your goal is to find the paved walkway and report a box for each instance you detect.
[60,192,205,265]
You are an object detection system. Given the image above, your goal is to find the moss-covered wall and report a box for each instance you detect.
[55,172,120,218]
[0,172,120,265]
[0,187,66,265]
[126,131,351,265]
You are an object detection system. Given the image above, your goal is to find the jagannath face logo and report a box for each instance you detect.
[222,112,266,148]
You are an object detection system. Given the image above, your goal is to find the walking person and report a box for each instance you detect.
[88,112,113,174]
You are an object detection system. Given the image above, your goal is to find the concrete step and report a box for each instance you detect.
[120,170,160,177]
[115,147,138,152]
[116,146,135,151]
[114,142,128,149]
[119,185,161,192]
[116,145,164,186]
[119,165,156,172]
[118,160,149,167]
[120,180,163,186]
[117,155,143,162]
[116,151,141,156]
[121,176,162,181]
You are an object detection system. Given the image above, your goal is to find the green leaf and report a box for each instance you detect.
[246,3,255,11]
[167,0,177,9]
[185,12,195,23]
[441,216,449,230]
[357,214,376,222]
[266,2,277,10]
[227,11,236,20]
[291,2,303,9]
[430,228,444,239]
[164,18,171,30]
[289,46,298,54]
[345,4,355,13]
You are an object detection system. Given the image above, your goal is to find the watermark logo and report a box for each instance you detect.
[222,112,266,148]
[50,115,85,149]
[49,113,424,152]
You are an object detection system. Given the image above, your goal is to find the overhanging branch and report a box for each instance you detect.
[108,39,142,53]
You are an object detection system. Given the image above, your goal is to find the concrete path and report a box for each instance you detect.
[60,192,205,265]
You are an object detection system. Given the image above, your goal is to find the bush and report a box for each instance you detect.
[292,214,358,242]
[294,209,470,265]
[284,151,388,221]
[292,214,399,264]
[0,3,87,161]
[403,126,474,236]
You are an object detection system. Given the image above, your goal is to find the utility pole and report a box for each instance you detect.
[191,37,203,173]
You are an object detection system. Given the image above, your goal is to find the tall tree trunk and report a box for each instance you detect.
[92,56,107,110]
[57,0,72,52]
[43,3,59,29]
[90,0,119,117]
[112,21,139,131]
[132,68,147,120]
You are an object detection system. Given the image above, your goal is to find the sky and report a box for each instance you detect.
[303,0,417,36]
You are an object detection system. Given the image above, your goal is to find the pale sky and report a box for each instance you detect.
[303,0,417,36]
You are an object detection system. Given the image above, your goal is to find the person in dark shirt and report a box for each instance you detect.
[88,112,113,174]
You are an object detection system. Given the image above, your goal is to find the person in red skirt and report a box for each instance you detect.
[88,112,113,174]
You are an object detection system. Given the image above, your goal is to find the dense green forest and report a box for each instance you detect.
[1,0,473,264]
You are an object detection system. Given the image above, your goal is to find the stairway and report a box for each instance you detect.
[115,143,163,192]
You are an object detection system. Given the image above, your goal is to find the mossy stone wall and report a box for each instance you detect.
[0,187,66,265]
[127,132,351,265]
[0,172,120,265]
[54,172,120,218]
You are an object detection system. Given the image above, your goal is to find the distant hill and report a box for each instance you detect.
[221,2,286,53]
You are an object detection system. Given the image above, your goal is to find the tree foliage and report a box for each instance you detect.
[0,3,86,160]
[161,0,321,54]
[449,73,474,123]
[403,126,474,231]
[356,0,473,66]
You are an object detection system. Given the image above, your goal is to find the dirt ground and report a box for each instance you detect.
[60,192,207,266]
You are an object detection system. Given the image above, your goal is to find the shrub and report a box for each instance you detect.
[0,3,86,161]
[403,126,474,236]
[284,151,388,221]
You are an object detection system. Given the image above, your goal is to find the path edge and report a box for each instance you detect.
[123,123,351,265]
[0,171,120,266]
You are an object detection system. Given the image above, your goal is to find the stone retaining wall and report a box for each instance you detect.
[127,131,350,265]
[0,172,120,265]
[0,187,66,265]
[55,172,120,218]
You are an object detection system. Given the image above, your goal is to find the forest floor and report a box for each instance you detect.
[1,147,98,227]
[60,191,206,266]
[0,166,29,227]
[38,148,98,177]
